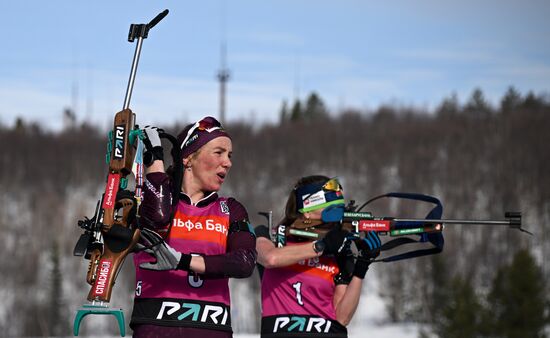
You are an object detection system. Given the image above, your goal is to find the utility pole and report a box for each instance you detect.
[217,42,230,126]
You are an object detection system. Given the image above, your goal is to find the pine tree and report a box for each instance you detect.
[486,249,548,338]
[522,91,543,110]
[427,254,450,325]
[49,240,69,336]
[290,99,302,122]
[436,93,460,117]
[500,86,522,113]
[279,99,289,124]
[465,88,492,116]
[434,276,484,338]
[303,92,328,121]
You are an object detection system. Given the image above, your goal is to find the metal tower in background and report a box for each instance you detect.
[217,42,230,126]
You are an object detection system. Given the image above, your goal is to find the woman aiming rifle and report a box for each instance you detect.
[255,175,382,338]
[131,116,256,338]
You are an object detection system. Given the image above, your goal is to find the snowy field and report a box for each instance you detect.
[342,267,421,338]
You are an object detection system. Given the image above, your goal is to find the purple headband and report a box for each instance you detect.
[177,116,230,159]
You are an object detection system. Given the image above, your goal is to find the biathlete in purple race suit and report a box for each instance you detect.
[255,175,382,338]
[131,117,256,338]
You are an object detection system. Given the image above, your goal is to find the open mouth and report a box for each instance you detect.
[217,172,226,180]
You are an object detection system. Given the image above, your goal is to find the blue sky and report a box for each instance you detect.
[1,1,549,130]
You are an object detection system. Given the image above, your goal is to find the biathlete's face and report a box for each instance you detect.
[185,136,233,193]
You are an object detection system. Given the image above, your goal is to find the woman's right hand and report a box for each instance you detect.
[141,126,164,167]
[321,227,349,255]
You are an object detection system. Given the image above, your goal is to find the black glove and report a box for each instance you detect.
[137,228,192,271]
[350,231,381,279]
[320,226,349,255]
[333,252,354,285]
[141,126,164,167]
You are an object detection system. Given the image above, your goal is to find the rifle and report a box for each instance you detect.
[72,10,169,337]
[268,192,531,262]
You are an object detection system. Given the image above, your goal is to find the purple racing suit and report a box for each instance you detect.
[131,172,256,338]
[256,225,348,338]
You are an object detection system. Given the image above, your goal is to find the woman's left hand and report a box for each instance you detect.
[349,231,381,278]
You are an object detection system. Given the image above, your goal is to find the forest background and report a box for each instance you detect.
[0,87,548,337]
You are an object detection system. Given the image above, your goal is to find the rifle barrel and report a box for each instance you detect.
[394,218,514,226]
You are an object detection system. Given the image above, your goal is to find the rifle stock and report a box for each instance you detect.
[109,109,136,174]
[80,109,140,303]
[73,9,169,336]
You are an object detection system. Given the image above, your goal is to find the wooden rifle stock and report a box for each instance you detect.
[85,109,141,303]
[73,10,170,337]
